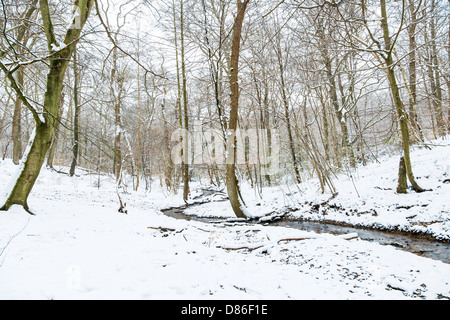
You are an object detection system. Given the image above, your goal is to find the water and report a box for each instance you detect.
[161,189,450,264]
[271,219,450,264]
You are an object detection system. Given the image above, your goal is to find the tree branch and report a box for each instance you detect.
[94,0,167,80]
[39,0,58,52]
[0,62,42,125]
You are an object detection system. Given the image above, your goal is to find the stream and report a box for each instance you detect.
[161,189,450,264]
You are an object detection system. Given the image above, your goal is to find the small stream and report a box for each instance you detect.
[161,189,450,264]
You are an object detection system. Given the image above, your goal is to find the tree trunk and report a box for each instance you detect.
[396,156,407,193]
[424,0,445,136]
[69,47,79,177]
[447,0,450,132]
[172,0,183,195]
[46,92,65,168]
[407,0,423,141]
[1,123,54,211]
[135,34,142,191]
[180,0,190,202]
[161,91,174,191]
[430,0,445,136]
[226,0,250,219]
[11,69,24,165]
[380,0,424,193]
[111,47,125,182]
[262,75,272,186]
[322,46,353,167]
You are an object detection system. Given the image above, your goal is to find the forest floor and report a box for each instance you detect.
[0,138,449,299]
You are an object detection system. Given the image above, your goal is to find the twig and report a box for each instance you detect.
[94,0,166,80]
[0,216,31,268]
[147,226,176,232]
[147,226,185,233]
[219,237,311,251]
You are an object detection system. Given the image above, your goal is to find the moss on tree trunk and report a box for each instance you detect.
[1,123,53,212]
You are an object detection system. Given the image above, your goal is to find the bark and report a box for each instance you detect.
[111,46,125,181]
[135,38,141,191]
[396,156,407,193]
[46,92,65,168]
[161,92,174,191]
[262,75,272,186]
[12,68,24,164]
[69,47,79,177]
[226,0,250,219]
[1,124,53,211]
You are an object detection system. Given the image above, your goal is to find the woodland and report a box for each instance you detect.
[1,0,450,301]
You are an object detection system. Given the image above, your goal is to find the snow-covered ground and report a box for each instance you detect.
[0,139,449,299]
[185,138,450,241]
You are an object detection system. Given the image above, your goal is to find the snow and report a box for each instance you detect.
[0,129,36,208]
[50,42,66,52]
[0,138,449,299]
[187,138,450,241]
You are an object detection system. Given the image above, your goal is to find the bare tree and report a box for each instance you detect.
[226,0,250,219]
[0,0,94,212]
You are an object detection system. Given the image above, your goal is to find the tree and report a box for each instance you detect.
[180,0,190,202]
[0,0,94,212]
[226,0,251,219]
[377,0,424,193]
[7,0,39,165]
[315,14,355,168]
[424,0,446,136]
[406,0,423,141]
[272,30,302,183]
[69,46,80,177]
[325,0,426,193]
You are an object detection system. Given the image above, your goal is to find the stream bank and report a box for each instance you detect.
[160,188,450,264]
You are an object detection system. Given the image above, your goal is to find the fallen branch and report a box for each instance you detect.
[219,233,359,252]
[147,226,185,233]
[148,226,176,232]
[337,232,359,240]
[277,237,310,243]
[219,244,264,251]
[219,237,311,252]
